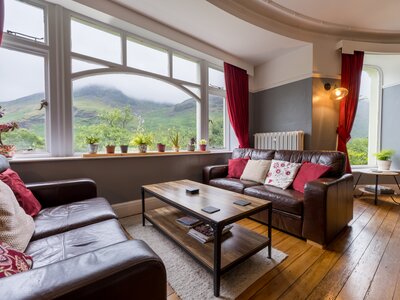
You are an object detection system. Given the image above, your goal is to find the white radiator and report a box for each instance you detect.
[254,131,304,150]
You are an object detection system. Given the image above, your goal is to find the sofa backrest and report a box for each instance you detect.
[0,155,10,173]
[232,148,346,178]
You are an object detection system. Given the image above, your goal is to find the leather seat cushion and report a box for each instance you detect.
[32,197,117,241]
[26,219,128,269]
[244,185,304,215]
[209,178,261,194]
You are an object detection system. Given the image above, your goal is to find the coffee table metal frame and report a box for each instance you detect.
[141,184,272,297]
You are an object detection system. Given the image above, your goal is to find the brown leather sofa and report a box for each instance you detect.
[0,158,166,299]
[203,148,354,246]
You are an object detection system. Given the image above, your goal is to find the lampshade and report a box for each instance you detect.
[330,87,348,101]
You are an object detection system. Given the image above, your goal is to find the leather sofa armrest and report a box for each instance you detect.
[303,174,354,246]
[26,178,97,208]
[203,164,228,184]
[1,240,167,300]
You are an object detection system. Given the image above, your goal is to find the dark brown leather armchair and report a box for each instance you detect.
[203,148,354,246]
[0,156,167,300]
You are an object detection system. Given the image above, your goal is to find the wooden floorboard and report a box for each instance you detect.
[161,197,400,300]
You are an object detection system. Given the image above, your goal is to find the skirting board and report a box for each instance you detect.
[112,197,167,218]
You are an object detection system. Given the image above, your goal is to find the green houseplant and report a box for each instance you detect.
[199,139,207,151]
[132,133,153,153]
[169,129,180,152]
[85,135,100,154]
[187,137,196,151]
[374,149,395,170]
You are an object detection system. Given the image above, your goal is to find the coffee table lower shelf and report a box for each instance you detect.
[144,206,270,273]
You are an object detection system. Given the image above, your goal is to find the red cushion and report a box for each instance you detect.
[0,242,33,278]
[227,157,249,179]
[0,169,41,216]
[292,162,331,193]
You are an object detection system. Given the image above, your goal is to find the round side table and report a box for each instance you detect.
[353,169,400,205]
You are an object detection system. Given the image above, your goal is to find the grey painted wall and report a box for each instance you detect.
[382,84,400,170]
[10,153,231,204]
[251,78,313,149]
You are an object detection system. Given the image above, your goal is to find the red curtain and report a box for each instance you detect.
[337,51,364,173]
[224,62,250,148]
[0,0,4,45]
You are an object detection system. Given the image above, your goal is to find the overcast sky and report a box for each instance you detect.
[0,0,211,104]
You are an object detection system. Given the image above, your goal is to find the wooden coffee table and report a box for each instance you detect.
[141,179,272,297]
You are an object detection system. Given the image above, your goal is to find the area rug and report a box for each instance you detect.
[121,215,287,300]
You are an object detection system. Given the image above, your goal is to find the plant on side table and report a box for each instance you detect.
[374,149,395,170]
[199,139,207,151]
[86,136,100,154]
[132,133,153,153]
[0,106,19,158]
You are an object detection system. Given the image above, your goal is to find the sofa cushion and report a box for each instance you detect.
[240,160,271,183]
[26,219,128,269]
[227,158,249,179]
[293,162,331,193]
[265,160,301,189]
[0,242,33,278]
[209,178,261,194]
[244,185,304,215]
[0,180,35,252]
[32,197,117,241]
[0,168,41,216]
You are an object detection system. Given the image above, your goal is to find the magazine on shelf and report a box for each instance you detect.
[364,185,395,195]
[188,223,233,243]
[176,216,202,228]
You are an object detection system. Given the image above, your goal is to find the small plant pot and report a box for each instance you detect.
[173,146,180,152]
[199,144,207,151]
[120,145,129,153]
[138,144,148,153]
[187,144,195,151]
[106,145,116,154]
[0,145,16,158]
[157,143,166,152]
[88,143,99,154]
[377,160,391,171]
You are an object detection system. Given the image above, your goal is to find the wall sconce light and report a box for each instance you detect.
[324,83,348,101]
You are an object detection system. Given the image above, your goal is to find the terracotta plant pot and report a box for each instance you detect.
[0,145,16,158]
[106,145,116,154]
[88,143,99,154]
[157,143,166,152]
[199,144,207,151]
[120,145,129,153]
[138,144,148,153]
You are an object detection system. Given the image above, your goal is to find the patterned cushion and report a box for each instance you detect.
[0,242,33,278]
[265,160,301,189]
[0,169,41,216]
[0,180,35,252]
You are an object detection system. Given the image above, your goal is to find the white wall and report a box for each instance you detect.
[253,44,313,92]
[364,54,400,88]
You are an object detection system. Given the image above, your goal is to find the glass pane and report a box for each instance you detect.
[72,59,106,73]
[127,38,169,76]
[183,85,200,98]
[71,18,121,64]
[348,70,370,165]
[208,94,225,149]
[209,67,225,90]
[72,74,197,153]
[0,48,46,152]
[173,54,200,84]
[4,0,45,42]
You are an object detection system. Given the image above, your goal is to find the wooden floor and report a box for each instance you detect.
[167,196,400,300]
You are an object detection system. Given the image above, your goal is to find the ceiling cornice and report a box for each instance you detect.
[207,0,400,43]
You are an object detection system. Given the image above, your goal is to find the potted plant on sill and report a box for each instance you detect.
[157,143,166,152]
[374,149,395,171]
[132,133,153,153]
[0,107,19,158]
[187,137,196,151]
[105,143,116,154]
[119,133,132,154]
[85,135,100,154]
[169,129,180,152]
[199,139,207,151]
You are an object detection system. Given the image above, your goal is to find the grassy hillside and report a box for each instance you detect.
[1,85,224,152]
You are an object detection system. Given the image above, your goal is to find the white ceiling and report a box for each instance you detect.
[265,0,400,33]
[112,0,309,66]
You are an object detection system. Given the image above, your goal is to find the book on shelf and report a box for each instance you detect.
[187,224,233,243]
[364,185,395,195]
[176,216,202,228]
